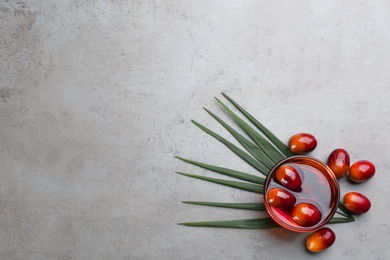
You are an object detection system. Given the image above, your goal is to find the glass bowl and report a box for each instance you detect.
[264,156,339,232]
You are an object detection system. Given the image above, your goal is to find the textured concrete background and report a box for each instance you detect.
[1,1,390,259]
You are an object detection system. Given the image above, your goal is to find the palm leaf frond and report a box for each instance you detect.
[215,97,285,164]
[191,119,269,176]
[222,93,294,157]
[182,201,266,211]
[179,218,279,229]
[175,156,265,184]
[204,108,274,170]
[177,172,263,194]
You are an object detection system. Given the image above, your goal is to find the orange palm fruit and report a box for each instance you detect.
[288,133,317,154]
[275,165,302,191]
[348,160,375,183]
[327,148,350,179]
[267,188,296,209]
[291,203,321,227]
[306,227,336,253]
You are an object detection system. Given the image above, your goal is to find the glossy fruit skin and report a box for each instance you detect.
[275,165,302,191]
[343,192,371,214]
[291,203,322,227]
[348,160,375,183]
[267,188,296,209]
[306,227,336,253]
[327,148,350,179]
[289,133,317,154]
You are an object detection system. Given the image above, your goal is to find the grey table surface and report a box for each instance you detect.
[1,1,390,259]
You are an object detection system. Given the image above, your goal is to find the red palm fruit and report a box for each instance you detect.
[343,192,371,214]
[288,133,317,154]
[306,227,336,253]
[348,160,375,183]
[327,148,350,179]
[267,188,296,209]
[275,165,302,191]
[291,203,322,227]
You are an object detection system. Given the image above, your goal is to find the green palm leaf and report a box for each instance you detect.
[177,172,263,194]
[222,93,294,157]
[215,97,285,164]
[179,218,279,229]
[191,119,269,176]
[204,108,274,169]
[175,156,265,184]
[179,216,354,229]
[182,201,266,211]
[329,217,355,224]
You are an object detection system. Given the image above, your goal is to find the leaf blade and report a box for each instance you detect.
[177,172,263,194]
[179,216,353,229]
[204,108,274,169]
[215,97,285,164]
[191,119,269,176]
[175,156,265,184]
[329,217,355,224]
[222,93,294,157]
[182,201,266,211]
[179,218,279,229]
